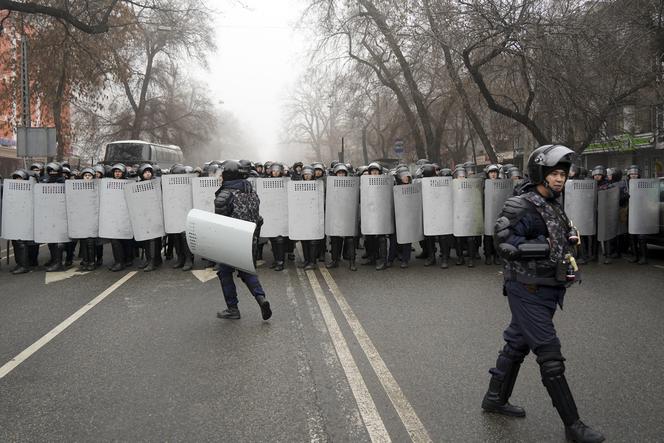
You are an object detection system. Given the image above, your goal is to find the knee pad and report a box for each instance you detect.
[536,345,566,378]
[501,344,529,364]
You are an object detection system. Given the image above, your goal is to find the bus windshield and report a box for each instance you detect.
[105,143,150,163]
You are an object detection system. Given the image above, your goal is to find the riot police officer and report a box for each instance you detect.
[41,162,67,272]
[326,163,358,271]
[481,145,604,443]
[108,163,134,271]
[168,164,194,271]
[7,169,32,274]
[266,162,288,271]
[214,160,272,321]
[483,164,501,265]
[626,165,648,264]
[135,164,162,272]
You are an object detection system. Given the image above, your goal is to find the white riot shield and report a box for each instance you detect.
[564,180,596,236]
[99,179,133,239]
[453,178,483,237]
[33,183,69,243]
[288,180,325,240]
[125,180,166,242]
[325,176,359,236]
[65,180,99,238]
[247,176,257,191]
[191,177,221,213]
[393,183,424,244]
[484,179,514,235]
[162,174,194,233]
[257,177,289,237]
[628,179,659,235]
[1,179,34,241]
[421,177,453,236]
[597,187,620,242]
[360,175,395,235]
[186,208,256,274]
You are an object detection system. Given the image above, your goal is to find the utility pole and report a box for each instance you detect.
[20,17,29,128]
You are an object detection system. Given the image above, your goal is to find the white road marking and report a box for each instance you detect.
[0,271,138,380]
[300,267,391,442]
[45,268,90,285]
[191,268,218,283]
[319,266,432,443]
[286,270,329,442]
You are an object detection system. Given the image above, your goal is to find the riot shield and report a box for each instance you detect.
[186,208,256,274]
[628,179,659,235]
[360,175,395,235]
[191,177,222,213]
[393,182,424,244]
[33,183,69,243]
[421,177,453,236]
[453,178,483,237]
[1,179,34,241]
[65,180,99,238]
[247,176,257,192]
[484,179,514,235]
[256,177,289,237]
[162,174,194,233]
[288,180,325,240]
[99,179,133,239]
[124,180,165,242]
[596,187,620,242]
[564,180,596,236]
[325,176,360,236]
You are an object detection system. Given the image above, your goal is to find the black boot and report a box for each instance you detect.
[172,234,185,269]
[257,242,264,261]
[602,241,612,264]
[304,241,317,270]
[217,305,241,320]
[78,239,90,271]
[424,237,436,266]
[467,238,476,268]
[638,239,648,265]
[110,240,125,272]
[326,237,341,268]
[96,243,104,267]
[273,238,285,271]
[482,361,526,417]
[346,238,357,271]
[143,239,159,272]
[255,295,272,320]
[86,239,97,271]
[375,236,388,270]
[541,360,604,443]
[64,242,74,267]
[45,243,64,272]
[11,241,30,275]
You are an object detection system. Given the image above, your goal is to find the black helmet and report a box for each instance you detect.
[367,162,382,174]
[590,165,606,178]
[111,163,127,178]
[183,165,194,174]
[238,159,253,177]
[527,144,574,184]
[222,160,242,181]
[610,168,622,182]
[11,169,29,180]
[332,163,348,176]
[356,165,368,176]
[138,163,154,179]
[453,166,466,178]
[439,168,452,177]
[171,164,186,174]
[269,162,284,176]
[416,158,430,166]
[61,166,72,178]
[255,162,264,169]
[312,162,325,173]
[46,162,62,175]
[463,161,476,175]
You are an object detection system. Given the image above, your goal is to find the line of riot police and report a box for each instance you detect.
[1,158,659,275]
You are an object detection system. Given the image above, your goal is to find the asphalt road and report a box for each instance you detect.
[1,243,663,442]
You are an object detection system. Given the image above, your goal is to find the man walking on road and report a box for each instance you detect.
[481,145,604,443]
[214,160,272,321]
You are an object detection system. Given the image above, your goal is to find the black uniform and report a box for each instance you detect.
[481,145,604,443]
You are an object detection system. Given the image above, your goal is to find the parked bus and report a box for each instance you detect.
[103,140,184,170]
